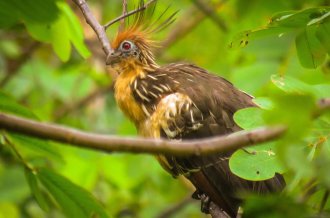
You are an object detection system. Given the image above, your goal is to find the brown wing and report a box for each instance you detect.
[132,63,285,217]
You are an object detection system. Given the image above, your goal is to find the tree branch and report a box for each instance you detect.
[72,0,112,56]
[0,112,286,156]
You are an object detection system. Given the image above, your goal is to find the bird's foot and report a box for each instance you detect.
[192,190,211,213]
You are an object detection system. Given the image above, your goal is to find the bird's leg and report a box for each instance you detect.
[191,190,211,213]
[192,190,231,218]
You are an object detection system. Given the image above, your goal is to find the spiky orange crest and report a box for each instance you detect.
[111,27,156,51]
[110,0,177,52]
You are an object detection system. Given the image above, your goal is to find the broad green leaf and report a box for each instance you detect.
[269,7,330,28]
[25,168,49,211]
[315,16,330,55]
[59,2,90,58]
[252,97,274,110]
[0,1,18,27]
[234,107,264,130]
[229,142,285,180]
[271,74,318,95]
[295,26,327,69]
[51,15,71,62]
[25,1,90,61]
[230,27,292,49]
[0,0,59,28]
[38,168,109,218]
[6,133,62,164]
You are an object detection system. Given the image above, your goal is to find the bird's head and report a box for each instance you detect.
[107,28,158,70]
[107,1,176,71]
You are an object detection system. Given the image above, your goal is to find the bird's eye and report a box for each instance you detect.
[121,41,132,50]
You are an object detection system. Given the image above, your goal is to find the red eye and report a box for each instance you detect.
[122,42,131,50]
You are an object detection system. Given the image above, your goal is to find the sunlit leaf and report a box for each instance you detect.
[271,74,317,95]
[234,107,264,130]
[229,142,285,180]
[26,1,90,61]
[51,15,71,62]
[59,2,91,58]
[252,97,274,110]
[37,168,109,218]
[269,8,329,28]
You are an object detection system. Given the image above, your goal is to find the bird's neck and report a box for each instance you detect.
[113,61,157,126]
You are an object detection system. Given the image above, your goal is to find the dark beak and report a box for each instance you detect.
[106,51,121,65]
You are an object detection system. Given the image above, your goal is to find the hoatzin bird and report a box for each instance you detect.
[108,3,285,217]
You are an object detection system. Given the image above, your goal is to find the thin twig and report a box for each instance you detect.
[0,42,40,88]
[104,0,157,30]
[0,112,286,156]
[53,85,113,121]
[72,0,112,56]
[192,0,228,32]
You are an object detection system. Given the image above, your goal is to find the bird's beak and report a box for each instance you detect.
[106,51,121,65]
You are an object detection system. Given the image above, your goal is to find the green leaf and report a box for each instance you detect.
[37,168,109,218]
[229,142,285,180]
[230,27,292,49]
[59,2,90,58]
[25,2,90,61]
[271,74,318,96]
[234,107,264,130]
[252,97,274,110]
[295,26,327,69]
[25,168,49,211]
[315,16,330,55]
[0,0,59,28]
[51,15,71,62]
[269,7,330,28]
[6,133,62,163]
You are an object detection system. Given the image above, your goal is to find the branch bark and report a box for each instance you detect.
[72,0,113,56]
[0,112,286,156]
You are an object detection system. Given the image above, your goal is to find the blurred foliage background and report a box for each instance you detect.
[0,0,329,217]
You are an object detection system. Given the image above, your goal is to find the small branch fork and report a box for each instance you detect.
[72,0,156,58]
